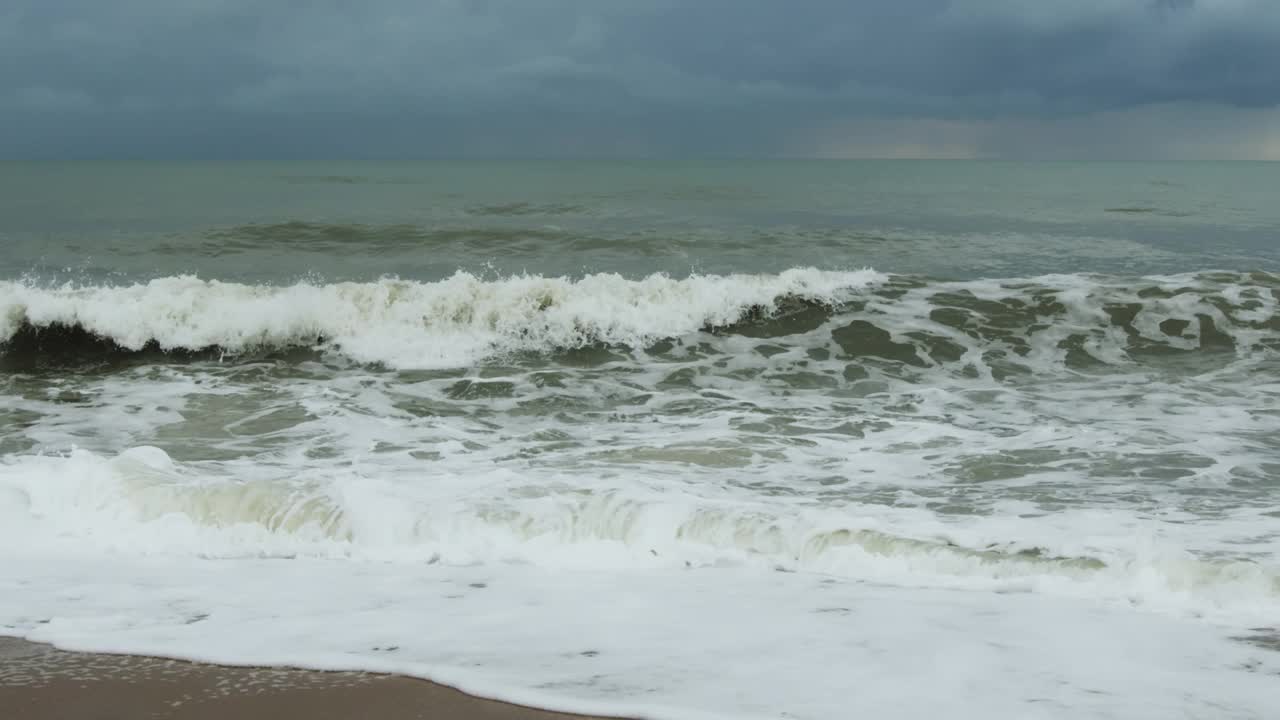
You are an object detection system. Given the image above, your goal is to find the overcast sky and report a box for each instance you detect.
[4,1,1279,159]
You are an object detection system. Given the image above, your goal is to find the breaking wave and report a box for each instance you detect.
[0,269,877,368]
[2,446,1277,619]
[0,269,1276,371]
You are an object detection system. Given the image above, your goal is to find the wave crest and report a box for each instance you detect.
[0,269,878,369]
[1,269,1277,371]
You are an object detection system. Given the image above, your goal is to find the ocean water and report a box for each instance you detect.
[1,160,1278,719]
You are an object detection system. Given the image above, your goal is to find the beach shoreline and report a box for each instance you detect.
[0,637,622,720]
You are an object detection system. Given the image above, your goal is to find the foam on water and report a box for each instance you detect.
[2,513,1279,720]
[2,269,1277,371]
[6,550,1280,720]
[0,269,883,368]
[2,447,1277,621]
[2,267,1279,719]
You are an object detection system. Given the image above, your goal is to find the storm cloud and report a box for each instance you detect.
[3,1,1279,158]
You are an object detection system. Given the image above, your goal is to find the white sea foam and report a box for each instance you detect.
[0,269,883,368]
[2,269,1277,371]
[2,448,1276,625]
[2,515,1279,720]
[3,268,1279,718]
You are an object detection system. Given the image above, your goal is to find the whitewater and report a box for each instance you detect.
[2,160,1279,719]
[0,269,882,368]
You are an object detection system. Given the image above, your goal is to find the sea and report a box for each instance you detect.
[1,160,1278,719]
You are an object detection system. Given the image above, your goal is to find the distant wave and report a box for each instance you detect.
[463,202,586,216]
[1103,206,1192,217]
[201,221,580,252]
[1,269,1276,370]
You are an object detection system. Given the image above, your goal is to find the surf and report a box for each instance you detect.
[3,446,1277,625]
[1,268,1275,372]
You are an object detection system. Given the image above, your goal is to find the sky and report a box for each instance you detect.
[3,0,1279,159]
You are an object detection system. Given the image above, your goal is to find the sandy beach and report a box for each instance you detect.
[0,637,619,720]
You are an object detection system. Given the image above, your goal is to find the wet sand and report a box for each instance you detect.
[0,637,620,720]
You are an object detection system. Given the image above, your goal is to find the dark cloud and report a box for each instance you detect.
[3,1,1279,158]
